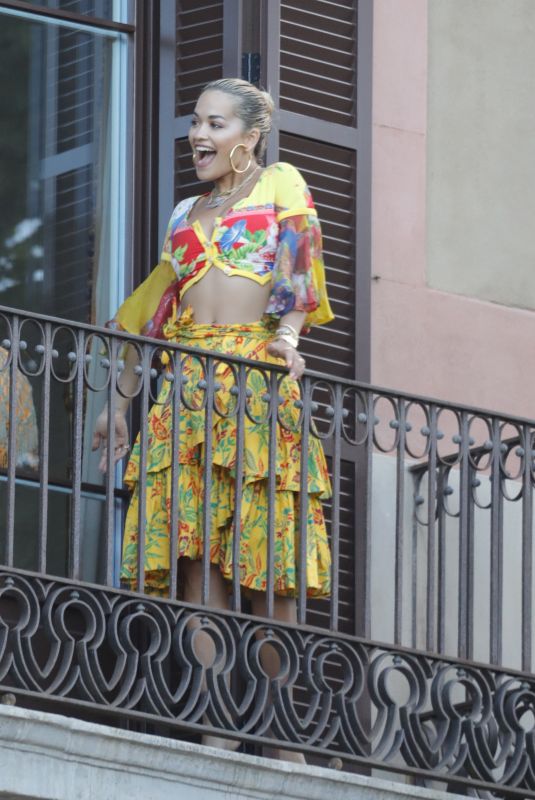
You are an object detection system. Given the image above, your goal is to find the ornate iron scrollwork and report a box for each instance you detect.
[1,570,534,798]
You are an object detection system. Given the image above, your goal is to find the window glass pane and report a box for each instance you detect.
[17,0,130,24]
[0,478,124,582]
[0,12,128,323]
[0,11,129,584]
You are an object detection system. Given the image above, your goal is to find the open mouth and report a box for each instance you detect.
[195,147,216,168]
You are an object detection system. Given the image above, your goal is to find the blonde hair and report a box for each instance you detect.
[201,78,275,160]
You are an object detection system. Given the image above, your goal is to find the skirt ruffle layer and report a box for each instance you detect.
[121,308,331,598]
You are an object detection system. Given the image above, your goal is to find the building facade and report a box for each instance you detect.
[1,2,535,798]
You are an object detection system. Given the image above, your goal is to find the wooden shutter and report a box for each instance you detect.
[280,0,357,126]
[279,133,357,379]
[169,0,225,205]
[272,0,370,383]
[310,460,357,634]
[176,0,224,119]
[264,0,372,648]
[174,138,210,201]
[273,8,372,754]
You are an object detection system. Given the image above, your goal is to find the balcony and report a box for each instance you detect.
[1,304,535,799]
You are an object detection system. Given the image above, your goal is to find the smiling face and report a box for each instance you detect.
[189,90,260,184]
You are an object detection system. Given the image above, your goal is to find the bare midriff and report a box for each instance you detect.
[182,167,271,325]
[181,270,272,324]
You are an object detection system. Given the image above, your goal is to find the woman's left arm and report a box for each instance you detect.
[267,310,307,380]
[266,163,335,379]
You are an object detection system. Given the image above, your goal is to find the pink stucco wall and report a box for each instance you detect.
[371,0,535,420]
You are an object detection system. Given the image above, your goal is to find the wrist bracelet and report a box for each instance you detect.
[275,325,299,349]
[275,332,299,349]
[276,322,299,339]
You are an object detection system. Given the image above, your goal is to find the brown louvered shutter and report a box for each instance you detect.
[273,2,372,748]
[274,0,370,384]
[53,167,94,321]
[280,0,357,126]
[264,0,372,646]
[173,0,225,205]
[279,133,357,379]
[176,0,224,120]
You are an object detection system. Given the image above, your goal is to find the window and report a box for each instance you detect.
[14,0,129,24]
[0,7,129,324]
[0,5,131,582]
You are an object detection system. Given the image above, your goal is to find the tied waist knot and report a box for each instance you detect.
[158,305,276,366]
[163,304,275,341]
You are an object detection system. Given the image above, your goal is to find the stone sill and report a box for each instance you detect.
[0,704,465,800]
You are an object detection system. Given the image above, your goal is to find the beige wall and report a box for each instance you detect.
[371,0,535,418]
[427,0,535,310]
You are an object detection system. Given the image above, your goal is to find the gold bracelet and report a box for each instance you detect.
[275,325,299,349]
[276,322,299,339]
[275,332,299,349]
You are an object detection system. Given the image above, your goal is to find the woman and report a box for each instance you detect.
[92,78,333,755]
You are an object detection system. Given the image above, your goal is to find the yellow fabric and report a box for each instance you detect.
[184,220,273,285]
[113,260,176,336]
[272,162,334,327]
[111,162,333,336]
[307,259,334,327]
[120,308,332,598]
[276,207,317,222]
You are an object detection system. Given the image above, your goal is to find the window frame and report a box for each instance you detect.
[0,0,135,31]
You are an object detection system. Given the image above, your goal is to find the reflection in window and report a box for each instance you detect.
[0,10,128,585]
[0,12,127,323]
[0,346,39,471]
[15,0,119,23]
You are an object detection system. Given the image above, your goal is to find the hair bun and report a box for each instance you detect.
[260,89,275,117]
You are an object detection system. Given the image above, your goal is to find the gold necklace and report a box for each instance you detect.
[206,166,260,209]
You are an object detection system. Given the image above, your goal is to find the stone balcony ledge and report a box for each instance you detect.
[0,704,465,800]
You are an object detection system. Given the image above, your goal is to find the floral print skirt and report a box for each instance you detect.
[120,307,332,598]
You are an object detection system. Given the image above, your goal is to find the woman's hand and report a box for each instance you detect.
[91,409,130,473]
[267,338,306,380]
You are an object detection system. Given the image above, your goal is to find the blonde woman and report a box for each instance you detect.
[93,78,334,758]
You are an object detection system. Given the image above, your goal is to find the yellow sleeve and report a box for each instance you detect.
[273,162,318,221]
[271,162,334,328]
[109,260,177,337]
[109,196,198,337]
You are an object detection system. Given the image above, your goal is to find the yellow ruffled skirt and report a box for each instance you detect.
[121,308,331,598]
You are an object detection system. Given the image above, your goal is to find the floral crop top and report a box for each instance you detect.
[110,162,334,338]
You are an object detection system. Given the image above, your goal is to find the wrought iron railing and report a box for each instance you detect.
[1,305,535,798]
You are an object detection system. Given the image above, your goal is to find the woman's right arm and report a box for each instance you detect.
[92,197,190,470]
[91,343,139,471]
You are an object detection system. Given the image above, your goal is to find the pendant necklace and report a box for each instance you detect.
[206,165,260,209]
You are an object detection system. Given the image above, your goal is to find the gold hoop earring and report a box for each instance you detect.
[229,143,252,174]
